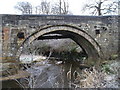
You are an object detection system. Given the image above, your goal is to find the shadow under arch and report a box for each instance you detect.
[17,25,104,65]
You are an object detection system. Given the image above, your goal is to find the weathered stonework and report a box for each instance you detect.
[0,15,2,62]
[0,14,119,63]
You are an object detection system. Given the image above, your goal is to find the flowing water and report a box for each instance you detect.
[2,55,84,88]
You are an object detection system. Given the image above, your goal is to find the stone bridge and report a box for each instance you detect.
[0,15,119,65]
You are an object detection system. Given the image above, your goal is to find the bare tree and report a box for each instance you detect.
[41,1,51,14]
[35,0,51,15]
[83,0,119,16]
[14,1,33,14]
[51,0,71,15]
[14,0,72,15]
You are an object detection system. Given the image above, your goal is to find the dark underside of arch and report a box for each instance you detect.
[36,30,100,60]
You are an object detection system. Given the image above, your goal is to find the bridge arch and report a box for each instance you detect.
[17,25,103,64]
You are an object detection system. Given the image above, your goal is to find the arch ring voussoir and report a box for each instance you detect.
[16,25,104,64]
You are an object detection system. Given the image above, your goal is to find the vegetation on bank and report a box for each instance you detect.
[2,39,120,88]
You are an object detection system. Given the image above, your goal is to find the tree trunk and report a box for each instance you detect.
[98,9,102,16]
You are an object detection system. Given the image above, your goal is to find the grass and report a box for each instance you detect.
[70,60,120,88]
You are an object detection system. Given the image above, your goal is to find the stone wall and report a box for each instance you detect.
[0,15,2,62]
[1,15,120,61]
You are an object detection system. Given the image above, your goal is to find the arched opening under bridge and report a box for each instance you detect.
[17,25,103,66]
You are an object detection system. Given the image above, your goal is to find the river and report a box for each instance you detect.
[2,55,120,88]
[2,55,84,88]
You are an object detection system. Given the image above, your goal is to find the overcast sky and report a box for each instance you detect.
[0,0,118,15]
[0,0,93,15]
